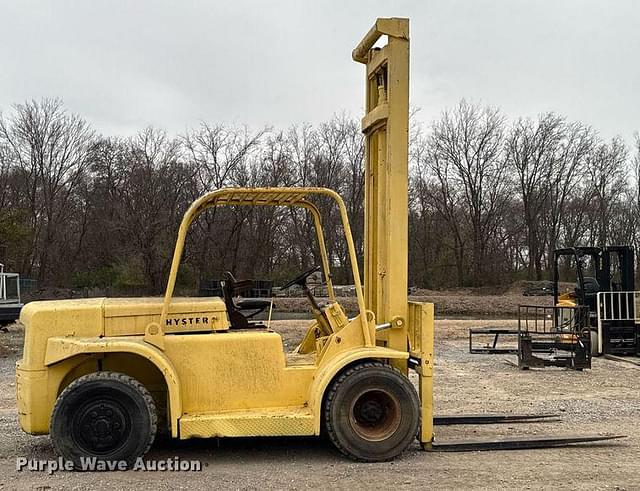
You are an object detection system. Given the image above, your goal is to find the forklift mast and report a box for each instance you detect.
[553,246,635,306]
[605,245,635,292]
[353,19,623,449]
[553,247,598,307]
[353,18,410,355]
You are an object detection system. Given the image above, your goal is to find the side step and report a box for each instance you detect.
[179,406,314,439]
[429,434,626,452]
[434,413,559,425]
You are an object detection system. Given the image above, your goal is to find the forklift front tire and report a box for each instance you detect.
[50,371,157,469]
[324,361,420,462]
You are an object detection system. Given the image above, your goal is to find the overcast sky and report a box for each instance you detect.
[0,0,638,143]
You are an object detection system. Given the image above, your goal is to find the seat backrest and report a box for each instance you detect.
[221,271,252,329]
[221,271,237,312]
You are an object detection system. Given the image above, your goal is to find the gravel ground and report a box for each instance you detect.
[0,319,639,490]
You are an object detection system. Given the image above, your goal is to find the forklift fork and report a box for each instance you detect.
[428,412,625,451]
[429,434,625,452]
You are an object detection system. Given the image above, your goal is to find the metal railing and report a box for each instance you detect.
[597,291,638,321]
[596,291,640,354]
[517,304,591,369]
[0,269,21,304]
[518,305,588,334]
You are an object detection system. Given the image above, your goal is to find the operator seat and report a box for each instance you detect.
[575,276,600,312]
[221,271,272,329]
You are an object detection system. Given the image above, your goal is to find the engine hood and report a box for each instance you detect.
[102,297,229,335]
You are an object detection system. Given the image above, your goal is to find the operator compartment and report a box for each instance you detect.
[103,297,229,336]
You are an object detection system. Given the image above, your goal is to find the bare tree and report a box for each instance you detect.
[505,113,564,279]
[426,100,510,286]
[544,121,595,269]
[633,133,640,212]
[182,124,265,279]
[89,129,191,292]
[585,137,629,245]
[0,98,94,282]
[0,96,636,292]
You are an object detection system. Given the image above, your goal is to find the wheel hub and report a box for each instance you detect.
[359,399,385,424]
[74,400,130,454]
[350,389,401,442]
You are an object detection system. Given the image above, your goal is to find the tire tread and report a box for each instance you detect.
[323,361,419,462]
[50,371,157,463]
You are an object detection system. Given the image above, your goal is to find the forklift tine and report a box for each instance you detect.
[428,434,626,452]
[603,354,640,367]
[434,413,560,425]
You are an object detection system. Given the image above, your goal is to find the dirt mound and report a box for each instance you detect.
[504,280,575,295]
[272,292,553,318]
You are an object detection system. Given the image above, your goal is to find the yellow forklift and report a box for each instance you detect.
[16,18,621,466]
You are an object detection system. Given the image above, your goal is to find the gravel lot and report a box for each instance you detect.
[1,319,638,490]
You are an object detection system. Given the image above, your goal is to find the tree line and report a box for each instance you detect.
[0,98,638,293]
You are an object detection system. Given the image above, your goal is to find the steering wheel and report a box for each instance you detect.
[281,265,321,290]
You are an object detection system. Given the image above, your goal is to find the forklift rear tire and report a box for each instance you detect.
[323,361,420,462]
[50,371,157,468]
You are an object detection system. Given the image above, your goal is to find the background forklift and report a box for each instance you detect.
[515,248,596,370]
[16,18,621,467]
[472,245,637,368]
[553,245,638,356]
